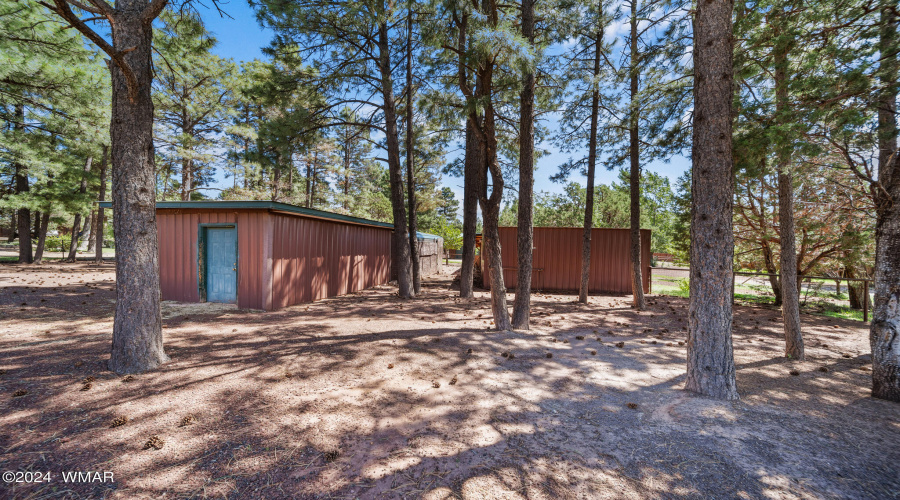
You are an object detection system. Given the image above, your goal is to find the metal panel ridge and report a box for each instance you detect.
[98,200,394,230]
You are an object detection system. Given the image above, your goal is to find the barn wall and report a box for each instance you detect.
[271,213,392,309]
[156,209,271,310]
[486,227,651,294]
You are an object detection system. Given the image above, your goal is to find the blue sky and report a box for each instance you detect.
[197,2,690,204]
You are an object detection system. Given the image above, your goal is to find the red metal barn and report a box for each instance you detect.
[483,227,651,294]
[101,201,394,311]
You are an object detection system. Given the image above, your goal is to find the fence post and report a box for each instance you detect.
[863,279,869,323]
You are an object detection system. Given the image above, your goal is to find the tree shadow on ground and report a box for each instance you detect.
[0,268,897,499]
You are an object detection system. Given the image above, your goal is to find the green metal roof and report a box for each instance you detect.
[416,231,442,240]
[97,200,394,229]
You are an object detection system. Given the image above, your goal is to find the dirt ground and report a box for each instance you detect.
[0,263,898,499]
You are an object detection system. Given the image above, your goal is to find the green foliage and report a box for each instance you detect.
[670,171,691,264]
[730,0,880,284]
[435,187,460,225]
[501,169,676,253]
[0,2,109,232]
[153,11,237,201]
[44,234,71,254]
[424,217,462,251]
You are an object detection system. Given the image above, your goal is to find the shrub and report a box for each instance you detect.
[44,235,72,253]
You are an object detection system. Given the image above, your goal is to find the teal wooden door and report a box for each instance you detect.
[206,227,237,303]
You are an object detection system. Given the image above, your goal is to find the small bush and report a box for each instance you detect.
[44,235,72,253]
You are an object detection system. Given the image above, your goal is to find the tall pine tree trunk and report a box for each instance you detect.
[107,12,167,374]
[685,0,739,400]
[475,46,510,330]
[95,145,108,264]
[14,104,32,264]
[33,212,50,264]
[87,210,97,252]
[512,0,535,330]
[871,3,900,402]
[481,142,510,330]
[378,21,413,299]
[305,159,312,208]
[67,156,93,262]
[181,157,192,201]
[50,0,167,374]
[311,154,318,207]
[629,5,645,310]
[777,167,803,358]
[343,144,351,210]
[580,5,603,304]
[458,12,477,299]
[406,6,421,295]
[762,241,784,306]
[460,122,479,298]
[774,25,803,360]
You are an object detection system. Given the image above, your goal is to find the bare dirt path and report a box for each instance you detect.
[0,263,897,499]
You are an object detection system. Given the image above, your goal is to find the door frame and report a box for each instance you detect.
[198,223,238,303]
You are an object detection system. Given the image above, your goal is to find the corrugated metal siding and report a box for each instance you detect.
[487,227,651,293]
[157,209,270,310]
[271,213,391,309]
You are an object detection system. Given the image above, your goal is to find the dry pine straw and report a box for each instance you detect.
[0,263,897,499]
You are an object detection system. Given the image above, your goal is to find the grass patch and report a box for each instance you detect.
[654,286,868,322]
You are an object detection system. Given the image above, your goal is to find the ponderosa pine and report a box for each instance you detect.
[685,0,739,400]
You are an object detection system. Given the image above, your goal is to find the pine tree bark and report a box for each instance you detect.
[67,156,93,262]
[512,0,535,330]
[32,212,50,264]
[460,121,480,298]
[848,279,870,310]
[310,152,318,207]
[773,23,803,360]
[777,168,803,358]
[473,26,510,330]
[628,5,645,310]
[406,6,421,295]
[762,241,783,306]
[685,0,739,400]
[458,12,477,299]
[305,157,312,208]
[479,146,510,330]
[86,210,97,252]
[50,0,169,374]
[95,145,108,264]
[580,5,603,304]
[14,104,32,264]
[871,3,900,402]
[181,157,193,201]
[378,21,413,298]
[107,12,167,374]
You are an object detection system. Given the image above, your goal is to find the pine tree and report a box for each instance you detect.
[685,0,739,400]
[0,2,108,264]
[47,0,186,374]
[255,0,415,297]
[153,11,235,201]
[553,0,615,303]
